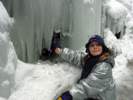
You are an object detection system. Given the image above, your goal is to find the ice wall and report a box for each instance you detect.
[67,0,102,50]
[7,0,102,63]
[9,0,72,63]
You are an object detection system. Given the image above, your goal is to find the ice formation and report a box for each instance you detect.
[0,0,133,100]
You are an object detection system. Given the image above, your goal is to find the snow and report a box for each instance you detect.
[105,0,128,20]
[104,29,121,55]
[104,28,133,62]
[0,1,17,99]
[0,0,133,100]
[117,0,133,10]
[104,28,133,100]
[9,61,80,100]
[102,0,128,36]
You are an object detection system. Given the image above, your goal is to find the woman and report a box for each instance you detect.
[54,35,116,100]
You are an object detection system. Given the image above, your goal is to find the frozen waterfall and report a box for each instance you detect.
[3,0,102,63]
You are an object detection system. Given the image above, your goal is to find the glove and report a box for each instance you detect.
[57,91,72,100]
[40,31,61,60]
[39,48,52,60]
[50,31,62,56]
[50,31,61,51]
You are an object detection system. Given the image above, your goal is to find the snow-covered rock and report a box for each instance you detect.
[113,54,133,100]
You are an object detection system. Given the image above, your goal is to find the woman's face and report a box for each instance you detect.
[88,42,103,56]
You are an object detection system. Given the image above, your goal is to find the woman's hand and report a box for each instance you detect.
[54,48,62,55]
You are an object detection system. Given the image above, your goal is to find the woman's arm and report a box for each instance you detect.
[55,48,86,67]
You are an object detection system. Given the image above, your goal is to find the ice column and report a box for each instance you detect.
[10,0,71,62]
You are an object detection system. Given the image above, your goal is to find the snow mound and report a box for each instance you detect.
[105,0,128,20]
[9,61,81,100]
[104,29,122,55]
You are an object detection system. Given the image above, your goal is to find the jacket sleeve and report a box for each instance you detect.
[60,48,86,67]
[69,62,114,100]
